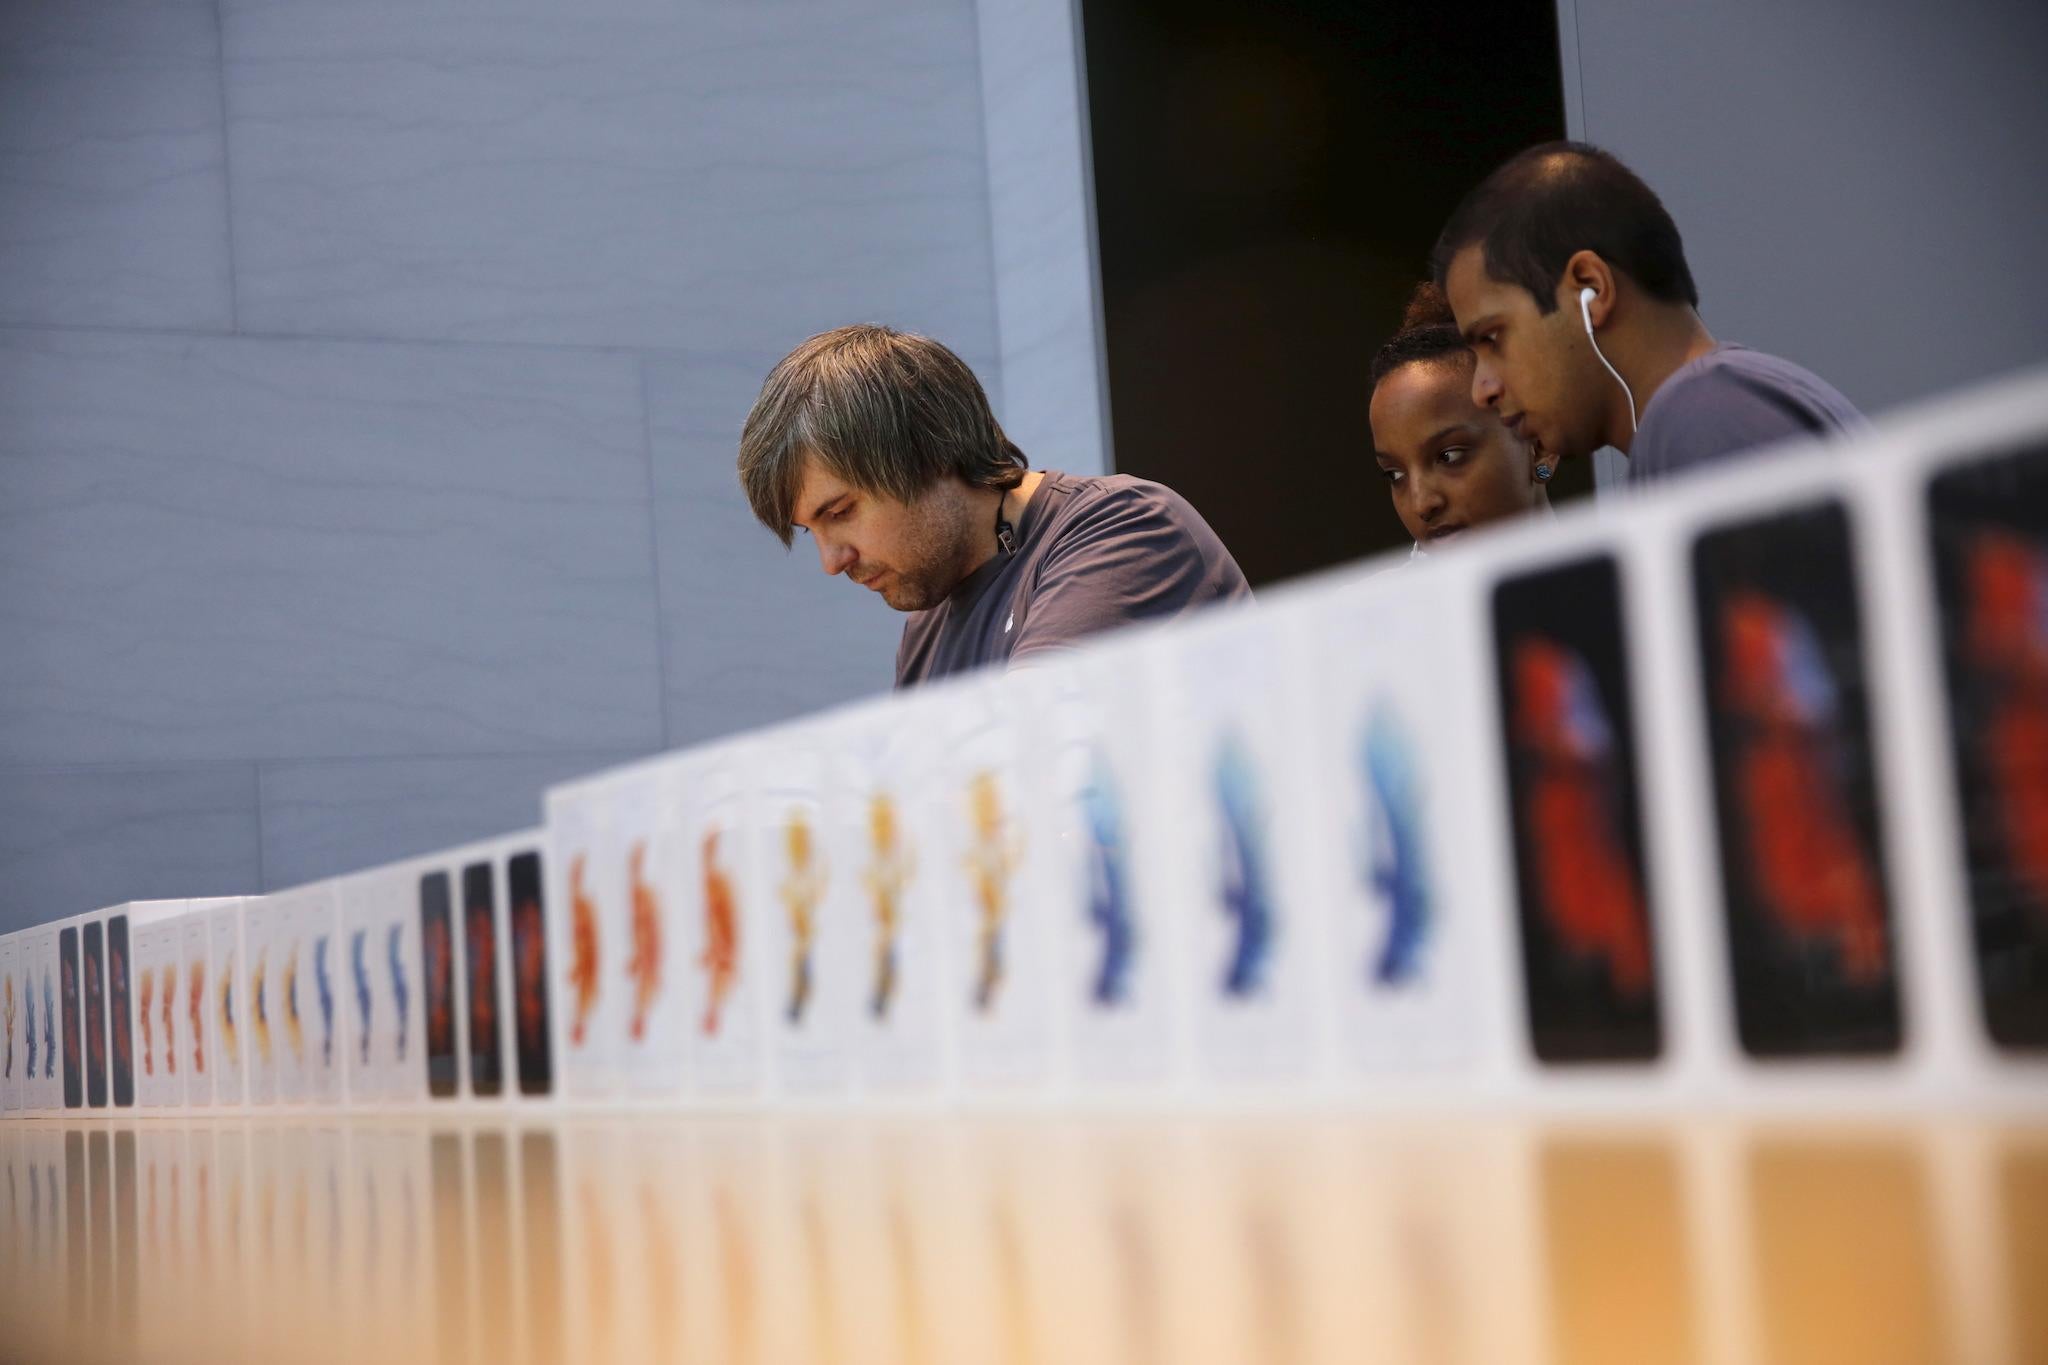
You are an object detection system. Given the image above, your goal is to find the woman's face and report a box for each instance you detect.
[1370,356,1543,549]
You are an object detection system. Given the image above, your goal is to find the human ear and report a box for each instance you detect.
[1559,250,1617,328]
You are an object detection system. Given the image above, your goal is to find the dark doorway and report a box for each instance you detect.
[1080,0,1576,587]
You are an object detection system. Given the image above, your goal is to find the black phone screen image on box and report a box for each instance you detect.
[463,862,502,1098]
[1492,554,1663,1064]
[1929,438,2048,1050]
[1693,500,1902,1057]
[507,851,553,1097]
[107,915,134,1107]
[83,922,107,1109]
[420,872,459,1098]
[60,927,82,1109]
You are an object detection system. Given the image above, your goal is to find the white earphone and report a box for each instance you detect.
[1579,284,1638,434]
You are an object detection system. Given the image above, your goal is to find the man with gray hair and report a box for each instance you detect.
[739,324,1250,687]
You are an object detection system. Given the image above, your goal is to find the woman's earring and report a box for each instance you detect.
[1533,461,1554,484]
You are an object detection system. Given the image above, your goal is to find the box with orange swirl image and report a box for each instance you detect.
[178,903,230,1112]
[116,901,183,1112]
[676,741,766,1101]
[207,899,248,1111]
[547,756,692,1104]
[5,930,23,1115]
[748,721,852,1102]
[828,693,953,1099]
[925,674,1063,1098]
[617,765,690,1100]
[271,891,310,1105]
[547,773,616,1103]
[128,915,162,1109]
[284,883,346,1107]
[138,908,189,1111]
[241,896,280,1108]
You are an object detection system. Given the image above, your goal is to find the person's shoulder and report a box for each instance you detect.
[1667,345,1866,429]
[1028,470,1246,589]
[1043,471,1207,530]
[1635,345,1867,478]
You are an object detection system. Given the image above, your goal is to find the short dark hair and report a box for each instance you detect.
[1369,281,1469,388]
[1430,141,1698,315]
[739,324,1027,546]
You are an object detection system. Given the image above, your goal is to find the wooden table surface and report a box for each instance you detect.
[2,1115,2042,1364]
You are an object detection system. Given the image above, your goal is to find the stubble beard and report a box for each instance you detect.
[877,573,942,612]
[872,486,981,613]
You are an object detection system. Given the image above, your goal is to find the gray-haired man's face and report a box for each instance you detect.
[787,459,981,613]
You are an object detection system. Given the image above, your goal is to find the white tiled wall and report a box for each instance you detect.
[0,329,661,766]
[0,1,234,331]
[221,0,1001,355]
[0,0,1110,927]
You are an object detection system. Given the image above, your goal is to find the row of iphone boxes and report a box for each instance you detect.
[4,377,2048,1118]
[539,379,2048,1111]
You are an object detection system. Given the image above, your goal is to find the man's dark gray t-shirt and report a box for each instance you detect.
[1628,344,1867,484]
[895,472,1250,687]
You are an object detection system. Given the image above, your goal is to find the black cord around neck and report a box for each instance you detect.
[995,492,1016,555]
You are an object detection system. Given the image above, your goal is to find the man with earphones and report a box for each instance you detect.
[1431,142,1865,486]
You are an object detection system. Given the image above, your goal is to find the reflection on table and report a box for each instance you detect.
[0,1116,2042,1364]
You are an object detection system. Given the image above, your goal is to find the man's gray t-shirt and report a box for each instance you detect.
[1628,344,1867,484]
[895,472,1250,687]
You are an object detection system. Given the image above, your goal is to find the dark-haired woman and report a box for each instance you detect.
[1370,283,1549,555]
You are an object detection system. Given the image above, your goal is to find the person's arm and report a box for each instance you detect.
[1008,486,1248,668]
